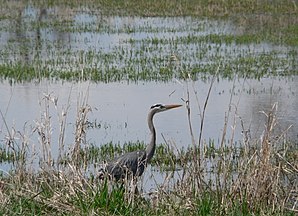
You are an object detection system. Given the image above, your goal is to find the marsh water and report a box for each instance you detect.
[1,78,297,153]
[0,5,297,181]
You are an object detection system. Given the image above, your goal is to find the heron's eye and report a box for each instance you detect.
[150,104,164,109]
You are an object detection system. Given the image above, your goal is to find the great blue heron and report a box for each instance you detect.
[100,103,182,181]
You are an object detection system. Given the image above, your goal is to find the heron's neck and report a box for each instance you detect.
[146,111,156,162]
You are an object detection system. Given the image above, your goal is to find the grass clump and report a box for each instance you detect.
[0,146,19,163]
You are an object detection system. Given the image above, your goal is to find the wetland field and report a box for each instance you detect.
[0,1,297,215]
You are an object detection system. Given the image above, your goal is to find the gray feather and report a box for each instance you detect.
[106,150,146,180]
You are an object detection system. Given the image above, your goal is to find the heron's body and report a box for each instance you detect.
[102,103,181,181]
[106,150,146,180]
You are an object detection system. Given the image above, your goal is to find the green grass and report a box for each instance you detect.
[23,0,297,17]
[0,145,23,163]
[57,140,237,170]
[1,49,296,83]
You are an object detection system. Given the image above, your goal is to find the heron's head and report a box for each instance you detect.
[150,103,182,114]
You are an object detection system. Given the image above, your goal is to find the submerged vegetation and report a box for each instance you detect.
[0,0,297,82]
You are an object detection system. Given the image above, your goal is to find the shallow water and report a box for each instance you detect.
[0,7,296,81]
[1,77,297,154]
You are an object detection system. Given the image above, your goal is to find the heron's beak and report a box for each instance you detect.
[164,104,183,110]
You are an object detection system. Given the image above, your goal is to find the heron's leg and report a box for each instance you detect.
[129,176,141,197]
[134,186,139,195]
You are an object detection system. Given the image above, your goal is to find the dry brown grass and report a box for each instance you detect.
[163,79,298,214]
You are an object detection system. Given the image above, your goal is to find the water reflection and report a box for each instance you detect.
[1,78,297,154]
